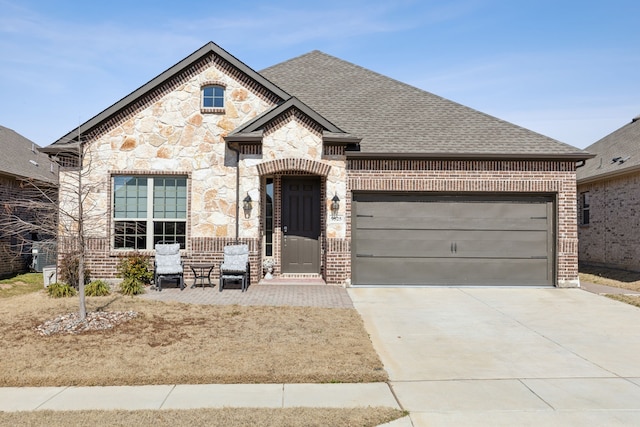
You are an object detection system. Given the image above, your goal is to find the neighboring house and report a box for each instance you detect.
[0,125,58,277]
[577,115,640,272]
[42,42,590,288]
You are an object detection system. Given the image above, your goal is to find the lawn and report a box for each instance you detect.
[0,290,387,386]
[0,272,43,298]
[0,278,402,426]
[0,407,405,427]
[580,264,640,308]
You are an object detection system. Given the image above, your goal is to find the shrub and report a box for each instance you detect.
[85,280,111,297]
[119,277,145,296]
[47,282,77,298]
[59,253,91,289]
[117,253,152,296]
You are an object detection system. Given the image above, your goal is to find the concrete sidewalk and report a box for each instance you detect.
[580,280,640,295]
[0,383,401,412]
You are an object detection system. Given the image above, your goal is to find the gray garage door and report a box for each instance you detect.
[352,193,555,286]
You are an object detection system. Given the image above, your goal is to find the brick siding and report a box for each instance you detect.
[58,159,580,287]
[345,160,580,287]
[578,172,640,272]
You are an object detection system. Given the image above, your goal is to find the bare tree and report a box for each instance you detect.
[1,133,107,320]
[52,137,107,320]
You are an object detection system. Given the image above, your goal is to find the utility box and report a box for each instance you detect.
[31,242,57,273]
[43,265,57,287]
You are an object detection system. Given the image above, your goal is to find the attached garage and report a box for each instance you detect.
[352,193,555,286]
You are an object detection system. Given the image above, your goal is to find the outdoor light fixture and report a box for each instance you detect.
[243,193,253,218]
[331,194,340,217]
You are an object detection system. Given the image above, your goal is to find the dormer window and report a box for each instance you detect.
[201,83,225,113]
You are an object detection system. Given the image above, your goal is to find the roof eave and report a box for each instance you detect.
[322,134,362,145]
[346,152,596,161]
[578,164,640,185]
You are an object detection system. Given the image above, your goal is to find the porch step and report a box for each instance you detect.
[259,274,326,286]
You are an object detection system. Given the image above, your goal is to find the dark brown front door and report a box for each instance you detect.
[282,177,321,273]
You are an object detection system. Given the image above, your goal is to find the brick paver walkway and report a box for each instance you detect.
[140,283,354,308]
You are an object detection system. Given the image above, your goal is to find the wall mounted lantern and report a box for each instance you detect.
[331,194,340,218]
[243,193,253,218]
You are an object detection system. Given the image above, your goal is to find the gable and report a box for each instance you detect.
[43,42,290,154]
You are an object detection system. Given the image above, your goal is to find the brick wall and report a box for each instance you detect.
[59,236,261,287]
[578,172,640,272]
[0,176,25,277]
[0,175,57,277]
[345,159,580,287]
[56,159,580,288]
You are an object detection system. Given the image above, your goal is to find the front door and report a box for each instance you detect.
[282,177,321,273]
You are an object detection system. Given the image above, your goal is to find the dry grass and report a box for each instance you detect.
[579,264,640,292]
[0,291,387,387]
[0,407,406,427]
[606,294,640,308]
[579,264,640,309]
[0,273,43,298]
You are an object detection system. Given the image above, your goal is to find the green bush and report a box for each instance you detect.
[85,280,111,297]
[119,277,145,296]
[117,253,152,296]
[59,253,91,289]
[117,253,153,283]
[47,282,77,298]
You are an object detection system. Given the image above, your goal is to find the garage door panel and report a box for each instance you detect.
[355,257,551,286]
[356,237,455,258]
[451,201,547,219]
[356,230,549,258]
[357,216,547,231]
[352,194,554,286]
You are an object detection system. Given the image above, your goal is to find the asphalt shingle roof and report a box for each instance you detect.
[577,116,640,183]
[0,125,58,184]
[261,51,587,158]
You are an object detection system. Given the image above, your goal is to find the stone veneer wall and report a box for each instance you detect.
[578,172,640,272]
[55,54,349,285]
[346,160,580,287]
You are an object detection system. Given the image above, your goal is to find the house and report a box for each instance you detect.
[577,115,640,272]
[0,125,58,277]
[42,41,590,287]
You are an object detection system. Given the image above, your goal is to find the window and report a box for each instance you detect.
[202,85,224,109]
[113,176,187,250]
[580,192,590,225]
[264,178,274,257]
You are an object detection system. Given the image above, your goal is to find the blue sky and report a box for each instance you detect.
[1,0,639,149]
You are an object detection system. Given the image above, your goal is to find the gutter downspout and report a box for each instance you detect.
[227,142,241,244]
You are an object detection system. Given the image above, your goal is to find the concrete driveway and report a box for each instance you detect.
[349,287,640,426]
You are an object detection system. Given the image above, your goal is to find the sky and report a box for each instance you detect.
[1,0,639,150]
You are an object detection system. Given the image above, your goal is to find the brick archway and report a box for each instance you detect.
[256,158,331,177]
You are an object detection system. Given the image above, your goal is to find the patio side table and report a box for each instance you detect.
[190,264,215,289]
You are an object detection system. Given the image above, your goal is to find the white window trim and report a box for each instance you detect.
[112,176,187,250]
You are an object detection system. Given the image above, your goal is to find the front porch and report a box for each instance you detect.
[140,282,352,308]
